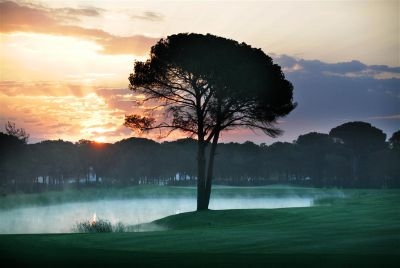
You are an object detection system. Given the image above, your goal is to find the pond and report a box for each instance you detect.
[0,196,313,234]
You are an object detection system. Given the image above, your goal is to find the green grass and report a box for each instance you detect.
[0,188,399,267]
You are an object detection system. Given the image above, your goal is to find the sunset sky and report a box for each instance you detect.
[0,0,399,144]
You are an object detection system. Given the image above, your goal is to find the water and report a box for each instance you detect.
[0,197,313,234]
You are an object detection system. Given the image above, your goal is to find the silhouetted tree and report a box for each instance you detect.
[384,130,400,187]
[266,142,298,183]
[5,121,29,144]
[389,130,400,150]
[0,132,26,194]
[329,121,386,186]
[34,140,76,188]
[1,121,399,193]
[75,140,111,184]
[214,141,262,185]
[161,138,197,184]
[112,137,161,185]
[125,33,296,210]
[296,132,331,186]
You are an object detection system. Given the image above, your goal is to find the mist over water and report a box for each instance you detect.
[0,196,313,234]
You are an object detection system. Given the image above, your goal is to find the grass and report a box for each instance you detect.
[0,188,399,267]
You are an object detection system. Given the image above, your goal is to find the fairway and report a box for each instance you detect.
[0,188,399,267]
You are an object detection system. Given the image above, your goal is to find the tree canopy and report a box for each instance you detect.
[329,121,387,184]
[125,33,296,210]
[126,33,296,139]
[329,121,386,154]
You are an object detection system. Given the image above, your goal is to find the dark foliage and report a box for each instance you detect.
[329,122,388,186]
[5,121,29,144]
[126,33,296,137]
[389,130,400,150]
[0,122,398,195]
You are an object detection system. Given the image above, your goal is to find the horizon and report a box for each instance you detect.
[1,0,399,144]
[6,119,396,146]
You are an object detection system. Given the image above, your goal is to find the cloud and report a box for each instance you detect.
[95,87,159,114]
[272,54,400,140]
[0,1,101,27]
[55,7,103,18]
[0,1,158,55]
[323,69,400,80]
[282,63,303,73]
[96,88,136,111]
[275,55,400,79]
[0,91,132,143]
[132,11,164,21]
[367,114,400,120]
[5,55,396,144]
[0,82,156,142]
[0,81,90,97]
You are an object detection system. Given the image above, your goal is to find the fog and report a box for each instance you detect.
[0,196,313,234]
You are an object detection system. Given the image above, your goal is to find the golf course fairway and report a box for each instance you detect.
[0,189,399,267]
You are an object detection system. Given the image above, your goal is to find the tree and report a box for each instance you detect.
[296,132,334,186]
[0,132,26,194]
[329,121,386,186]
[385,130,400,187]
[266,142,298,183]
[5,121,29,144]
[125,33,296,210]
[389,130,400,150]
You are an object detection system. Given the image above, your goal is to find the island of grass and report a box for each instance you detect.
[0,187,399,267]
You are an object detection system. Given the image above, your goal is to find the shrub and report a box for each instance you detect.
[74,218,113,233]
[113,222,126,232]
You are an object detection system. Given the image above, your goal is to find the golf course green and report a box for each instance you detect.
[0,187,399,267]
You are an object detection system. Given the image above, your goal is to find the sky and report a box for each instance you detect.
[0,0,399,144]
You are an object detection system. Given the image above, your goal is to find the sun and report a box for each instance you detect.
[93,136,107,143]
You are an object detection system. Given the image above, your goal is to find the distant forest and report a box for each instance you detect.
[1,121,399,194]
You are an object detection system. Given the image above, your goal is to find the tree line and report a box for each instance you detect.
[0,121,399,195]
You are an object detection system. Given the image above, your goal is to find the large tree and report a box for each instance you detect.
[125,33,295,210]
[329,121,386,185]
[296,132,335,186]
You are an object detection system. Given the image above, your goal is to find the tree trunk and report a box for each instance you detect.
[197,140,208,211]
[195,87,208,211]
[204,130,220,209]
[352,153,359,186]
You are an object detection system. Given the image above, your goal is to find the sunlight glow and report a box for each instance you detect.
[0,32,139,85]
[93,136,107,143]
[0,0,398,144]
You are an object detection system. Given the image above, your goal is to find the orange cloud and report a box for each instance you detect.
[0,80,168,142]
[0,81,91,97]
[0,91,130,142]
[0,88,185,143]
[0,1,158,55]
